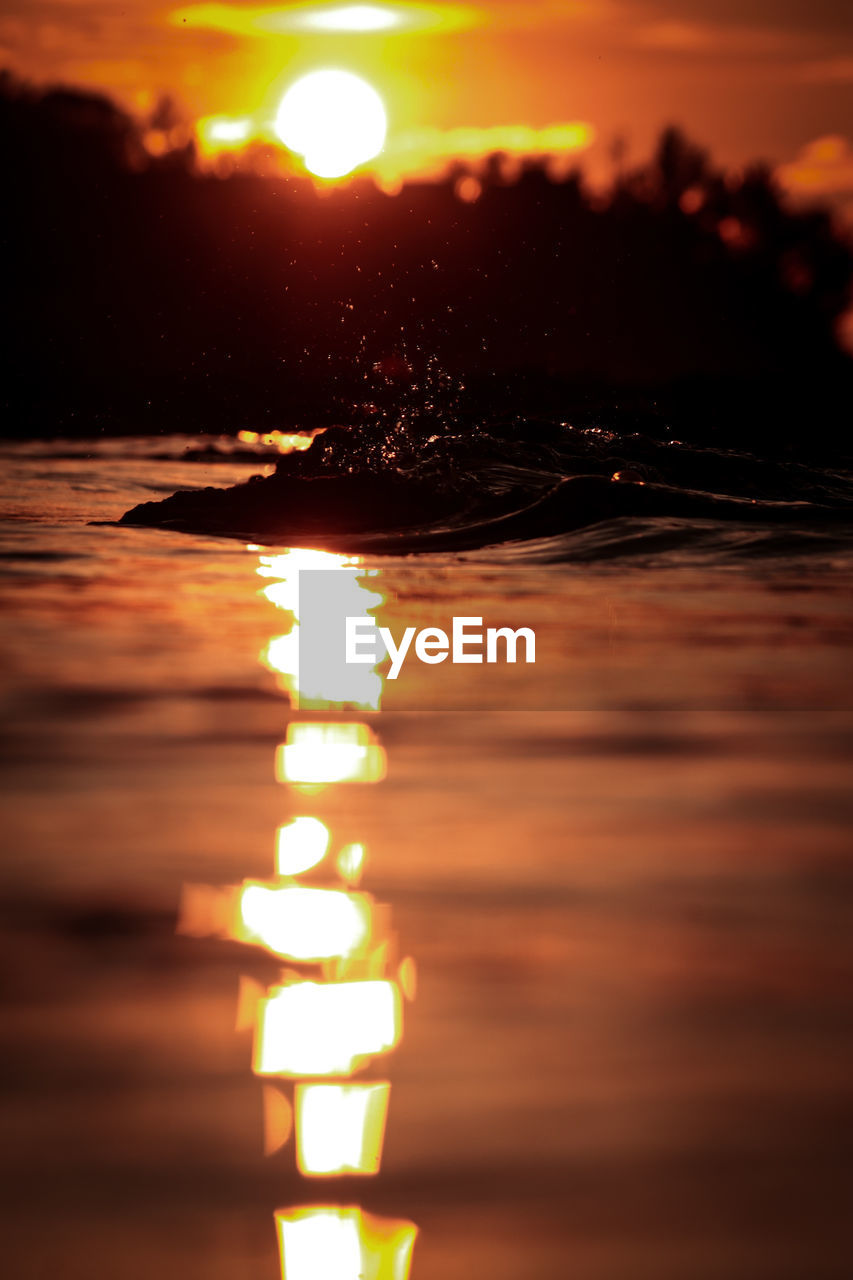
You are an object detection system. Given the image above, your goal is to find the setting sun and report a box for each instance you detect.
[275,69,387,179]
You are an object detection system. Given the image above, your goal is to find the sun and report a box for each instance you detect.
[275,70,387,179]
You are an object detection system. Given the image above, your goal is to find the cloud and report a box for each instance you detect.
[634,19,801,56]
[169,2,482,38]
[168,1,626,40]
[775,134,853,355]
[631,0,853,39]
[776,136,853,214]
[796,56,853,84]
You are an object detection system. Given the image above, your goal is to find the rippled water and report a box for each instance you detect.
[1,438,852,1279]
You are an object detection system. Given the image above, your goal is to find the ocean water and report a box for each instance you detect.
[1,436,852,1279]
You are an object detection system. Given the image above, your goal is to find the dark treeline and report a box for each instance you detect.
[2,72,852,450]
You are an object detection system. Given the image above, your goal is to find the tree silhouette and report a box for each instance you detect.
[1,72,850,452]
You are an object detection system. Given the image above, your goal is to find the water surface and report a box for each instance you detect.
[1,438,851,1279]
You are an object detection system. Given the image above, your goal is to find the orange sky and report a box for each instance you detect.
[3,1,853,196]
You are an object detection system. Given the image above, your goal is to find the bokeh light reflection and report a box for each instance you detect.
[276,814,331,875]
[276,1206,417,1280]
[258,549,385,710]
[295,1081,391,1176]
[276,722,387,785]
[254,978,402,1076]
[238,883,373,962]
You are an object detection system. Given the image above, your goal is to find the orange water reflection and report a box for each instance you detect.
[255,978,402,1076]
[238,882,374,962]
[275,814,331,874]
[277,722,387,785]
[276,1206,417,1280]
[237,428,325,452]
[294,1082,391,1176]
[180,545,417,1271]
[258,549,385,710]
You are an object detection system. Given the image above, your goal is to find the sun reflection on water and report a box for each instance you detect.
[276,1206,417,1280]
[238,882,373,962]
[258,548,385,710]
[275,814,331,874]
[180,545,417,1275]
[255,978,402,1076]
[295,1082,391,1176]
[277,721,387,786]
[237,428,324,452]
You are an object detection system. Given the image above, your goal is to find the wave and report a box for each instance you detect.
[113,421,853,561]
[466,517,853,567]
